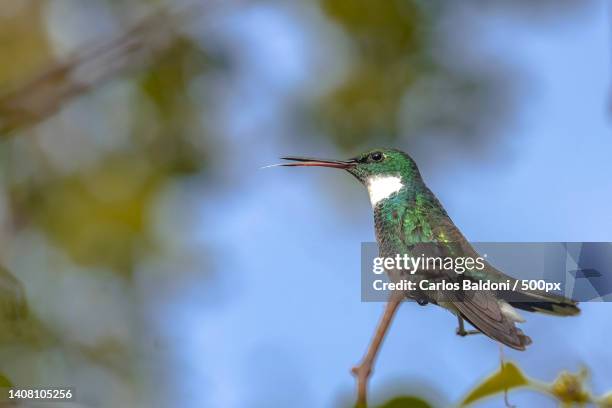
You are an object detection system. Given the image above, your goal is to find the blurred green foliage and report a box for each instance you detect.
[376,396,432,408]
[600,392,612,408]
[0,1,212,404]
[0,373,11,388]
[319,0,427,148]
[0,0,598,406]
[460,361,612,408]
[460,361,528,406]
[11,156,159,272]
[0,3,51,89]
[370,362,612,408]
[0,265,27,322]
[138,35,217,173]
[4,13,212,273]
[316,0,507,154]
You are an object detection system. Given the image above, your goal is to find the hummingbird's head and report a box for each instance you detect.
[277,148,421,206]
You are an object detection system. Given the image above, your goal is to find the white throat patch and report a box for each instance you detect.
[366,175,404,206]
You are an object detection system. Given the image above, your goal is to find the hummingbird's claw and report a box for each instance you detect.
[456,327,481,337]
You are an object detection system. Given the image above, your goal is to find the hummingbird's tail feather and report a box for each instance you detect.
[449,291,531,350]
[509,290,580,316]
[515,327,532,347]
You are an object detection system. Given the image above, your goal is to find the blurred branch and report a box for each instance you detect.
[0,7,194,137]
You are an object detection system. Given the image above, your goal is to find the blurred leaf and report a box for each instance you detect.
[316,0,514,154]
[76,338,132,376]
[0,372,13,406]
[140,36,211,122]
[460,362,529,406]
[548,368,592,405]
[0,2,51,90]
[137,36,212,174]
[0,265,54,349]
[376,396,433,408]
[0,264,27,321]
[321,63,416,148]
[321,0,422,60]
[598,392,612,408]
[318,0,427,149]
[10,154,160,273]
[0,372,12,388]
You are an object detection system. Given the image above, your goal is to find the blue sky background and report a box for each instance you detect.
[3,2,612,407]
[154,2,612,407]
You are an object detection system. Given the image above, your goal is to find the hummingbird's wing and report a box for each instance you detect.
[415,208,579,317]
[394,197,532,349]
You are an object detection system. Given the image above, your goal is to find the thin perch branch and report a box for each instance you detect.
[352,291,403,408]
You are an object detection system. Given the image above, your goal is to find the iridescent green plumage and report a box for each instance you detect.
[281,148,579,350]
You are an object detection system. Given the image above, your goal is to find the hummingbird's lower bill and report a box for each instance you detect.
[275,148,579,350]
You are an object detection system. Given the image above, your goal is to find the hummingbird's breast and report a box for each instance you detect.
[371,192,448,303]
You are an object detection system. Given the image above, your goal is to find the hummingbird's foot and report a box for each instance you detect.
[455,327,481,337]
[455,316,481,337]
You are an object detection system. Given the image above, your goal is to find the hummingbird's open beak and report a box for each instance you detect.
[266,156,356,169]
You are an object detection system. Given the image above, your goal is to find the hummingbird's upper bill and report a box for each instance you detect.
[277,156,356,169]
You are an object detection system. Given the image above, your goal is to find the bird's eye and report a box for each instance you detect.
[370,152,383,162]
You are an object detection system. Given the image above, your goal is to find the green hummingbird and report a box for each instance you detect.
[277,148,579,350]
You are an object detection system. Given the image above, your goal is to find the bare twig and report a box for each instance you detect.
[499,344,516,408]
[352,291,403,408]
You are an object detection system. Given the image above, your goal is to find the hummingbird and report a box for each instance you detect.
[275,148,579,350]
